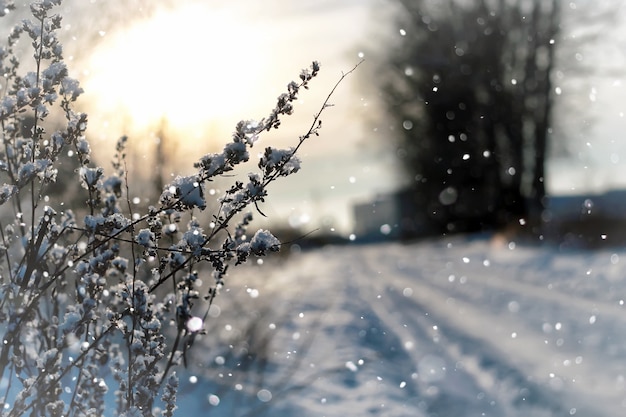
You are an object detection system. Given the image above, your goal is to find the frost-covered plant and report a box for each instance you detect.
[0,1,358,416]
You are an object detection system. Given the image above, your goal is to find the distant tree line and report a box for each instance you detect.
[379,0,561,237]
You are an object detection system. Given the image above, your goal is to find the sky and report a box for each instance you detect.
[547,1,626,196]
[4,0,626,235]
[72,0,394,235]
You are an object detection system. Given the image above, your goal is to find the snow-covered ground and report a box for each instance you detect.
[175,235,626,416]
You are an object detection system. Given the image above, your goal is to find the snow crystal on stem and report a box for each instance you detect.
[135,228,156,249]
[161,175,206,210]
[259,147,301,177]
[0,184,17,205]
[182,224,206,256]
[79,166,103,189]
[249,229,280,255]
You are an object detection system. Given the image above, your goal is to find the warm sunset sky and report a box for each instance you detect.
[4,0,626,234]
[73,0,399,235]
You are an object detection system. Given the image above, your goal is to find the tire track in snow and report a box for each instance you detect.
[198,241,626,416]
[386,284,607,417]
[418,254,626,323]
[305,265,508,416]
[348,281,535,416]
[342,242,619,416]
[346,252,572,415]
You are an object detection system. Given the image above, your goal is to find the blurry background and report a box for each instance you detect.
[4,0,626,244]
[5,3,626,415]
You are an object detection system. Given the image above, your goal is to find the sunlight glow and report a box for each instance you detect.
[83,3,266,141]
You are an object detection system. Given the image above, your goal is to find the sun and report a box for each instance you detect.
[82,3,269,148]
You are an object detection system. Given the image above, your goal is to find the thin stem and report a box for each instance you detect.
[159,327,185,388]
[0,221,13,286]
[66,329,90,416]
[123,162,137,410]
[29,13,46,249]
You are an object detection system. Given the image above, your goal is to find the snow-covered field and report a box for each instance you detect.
[175,235,626,416]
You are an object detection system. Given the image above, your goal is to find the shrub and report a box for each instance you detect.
[0,1,358,415]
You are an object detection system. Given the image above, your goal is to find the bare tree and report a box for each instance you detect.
[377,0,561,236]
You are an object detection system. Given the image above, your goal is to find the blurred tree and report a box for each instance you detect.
[379,0,560,236]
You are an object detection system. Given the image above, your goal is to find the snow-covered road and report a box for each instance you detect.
[180,236,626,416]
